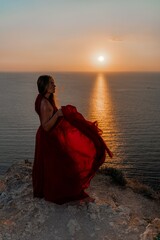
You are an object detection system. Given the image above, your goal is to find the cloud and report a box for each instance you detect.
[109,36,124,42]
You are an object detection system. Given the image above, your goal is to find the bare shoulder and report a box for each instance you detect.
[40,98,53,114]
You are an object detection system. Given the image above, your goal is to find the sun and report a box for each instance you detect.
[90,52,110,68]
[98,56,105,62]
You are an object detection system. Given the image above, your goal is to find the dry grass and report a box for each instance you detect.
[127,178,160,200]
[154,233,160,240]
[98,167,127,186]
[98,166,160,200]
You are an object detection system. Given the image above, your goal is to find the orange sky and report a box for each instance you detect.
[0,1,160,72]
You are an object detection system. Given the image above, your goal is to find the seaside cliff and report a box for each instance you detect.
[0,161,160,240]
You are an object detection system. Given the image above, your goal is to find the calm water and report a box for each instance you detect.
[0,72,160,190]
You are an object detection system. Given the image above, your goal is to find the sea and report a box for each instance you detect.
[0,72,160,190]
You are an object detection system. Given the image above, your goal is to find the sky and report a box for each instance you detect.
[0,0,160,72]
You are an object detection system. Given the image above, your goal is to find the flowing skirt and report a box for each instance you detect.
[32,105,112,204]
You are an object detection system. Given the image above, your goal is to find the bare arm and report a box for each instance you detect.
[40,99,63,131]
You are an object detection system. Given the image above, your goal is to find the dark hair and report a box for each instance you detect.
[37,75,55,106]
[37,75,53,95]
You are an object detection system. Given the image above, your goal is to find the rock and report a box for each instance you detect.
[140,218,160,240]
[67,219,81,236]
[0,180,5,192]
[0,162,160,240]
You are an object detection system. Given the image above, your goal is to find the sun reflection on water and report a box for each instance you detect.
[88,73,124,168]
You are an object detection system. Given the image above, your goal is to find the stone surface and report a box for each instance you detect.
[0,161,160,240]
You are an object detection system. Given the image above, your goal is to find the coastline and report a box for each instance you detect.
[0,161,160,240]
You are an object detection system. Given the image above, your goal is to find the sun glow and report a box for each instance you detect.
[98,56,105,62]
[90,52,110,69]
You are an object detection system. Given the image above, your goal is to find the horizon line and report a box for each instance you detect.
[0,70,160,74]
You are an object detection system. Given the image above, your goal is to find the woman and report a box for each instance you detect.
[32,75,113,204]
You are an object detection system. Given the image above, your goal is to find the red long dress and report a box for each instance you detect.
[32,94,113,204]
